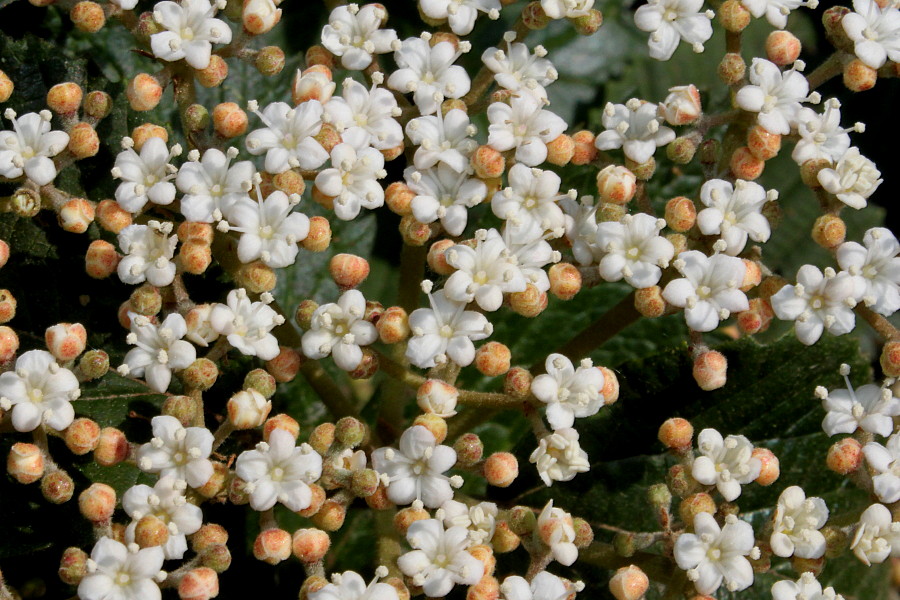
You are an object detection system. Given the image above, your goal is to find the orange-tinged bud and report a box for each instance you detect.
[265,346,302,383]
[827,437,862,474]
[385,182,414,216]
[400,215,432,246]
[394,506,430,536]
[665,196,696,232]
[195,55,229,88]
[752,447,779,485]
[844,59,877,92]
[693,350,727,391]
[127,73,163,112]
[609,565,650,600]
[59,547,89,585]
[718,53,746,85]
[68,122,100,159]
[747,125,781,161]
[548,263,581,300]
[135,514,169,548]
[718,0,750,31]
[71,1,105,32]
[47,82,84,115]
[8,442,44,484]
[264,414,300,442]
[412,413,447,444]
[254,529,292,564]
[546,134,575,166]
[85,240,119,279]
[881,341,900,377]
[679,492,716,525]
[96,199,132,233]
[83,90,112,119]
[79,483,116,522]
[330,253,370,289]
[0,71,13,103]
[730,146,765,180]
[635,285,666,318]
[766,30,801,66]
[472,145,506,179]
[45,322,87,361]
[178,567,219,600]
[59,198,95,233]
[212,102,248,138]
[596,165,637,204]
[599,366,620,404]
[292,528,331,562]
[505,367,532,399]
[509,283,548,317]
[243,0,282,34]
[658,417,693,449]
[180,241,212,275]
[0,326,18,363]
[812,214,846,248]
[65,418,101,455]
[302,216,331,252]
[484,452,518,487]
[571,130,599,165]
[0,289,15,324]
[475,341,511,376]
[377,306,410,343]
[95,427,129,466]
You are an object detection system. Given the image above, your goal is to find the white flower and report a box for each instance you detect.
[419,0,501,35]
[185,304,220,348]
[221,188,309,268]
[407,284,493,368]
[123,312,196,393]
[492,164,569,239]
[561,194,602,266]
[540,0,593,19]
[663,250,749,332]
[0,349,78,432]
[691,428,761,501]
[209,288,284,360]
[406,108,478,173]
[741,0,818,28]
[301,289,378,371]
[634,0,714,60]
[696,179,772,256]
[309,569,399,600]
[0,109,68,186]
[842,0,900,69]
[735,59,810,135]
[320,3,397,71]
[293,68,337,105]
[315,143,387,221]
[417,380,459,417]
[117,221,178,288]
[792,99,857,165]
[770,486,829,558]
[531,353,604,430]
[487,94,567,167]
[397,519,484,597]
[388,37,471,116]
[136,415,214,488]
[851,503,900,565]
[371,425,458,508]
[444,228,526,311]
[505,229,561,293]
[439,500,498,545]
[500,573,572,600]
[661,84,702,125]
[817,368,900,437]
[838,227,900,316]
[78,537,164,600]
[530,428,590,486]
[123,476,203,559]
[324,77,402,151]
[594,99,675,164]
[176,147,254,223]
[150,0,232,70]
[817,147,882,210]
[112,137,179,213]
[481,38,557,99]
[235,428,323,511]
[536,500,578,566]
[771,572,844,600]
[770,265,858,345]
[407,165,487,236]
[111,0,138,9]
[594,213,674,288]
[245,100,329,174]
[865,433,900,503]
[674,512,756,594]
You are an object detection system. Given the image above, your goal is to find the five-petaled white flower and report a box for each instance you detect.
[444,228,527,312]
[594,212,674,288]
[122,312,196,393]
[864,433,900,504]
[771,572,844,600]
[407,284,493,368]
[397,519,484,597]
[851,503,900,565]
[0,109,68,186]
[492,164,570,239]
[246,100,329,174]
[324,77,403,150]
[696,179,772,256]
[309,568,399,600]
[123,476,203,560]
[0,349,78,433]
[220,188,309,268]
[735,58,811,135]
[500,572,575,600]
[634,0,714,61]
[487,93,567,167]
[419,0,501,35]
[320,3,398,70]
[150,0,232,70]
[235,428,323,512]
[536,500,578,566]
[78,537,165,600]
[691,428,761,501]
[594,99,676,164]
[481,38,557,99]
[209,288,284,360]
[741,0,819,29]
[406,108,478,173]
[388,37,472,116]
[301,289,378,371]
[770,486,829,559]
[817,368,900,438]
[371,425,459,508]
[674,512,757,595]
[531,353,605,430]
[176,147,254,223]
[314,143,387,221]
[838,227,900,316]
[136,415,215,488]
[663,250,749,332]
[439,500,498,546]
[792,99,858,166]
[817,147,882,210]
[842,0,900,69]
[117,221,178,288]
[530,427,591,486]
[112,137,180,213]
[770,265,858,345]
[407,165,487,236]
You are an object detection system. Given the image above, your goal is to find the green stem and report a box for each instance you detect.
[301,361,359,419]
[806,52,844,91]
[398,243,427,315]
[855,304,899,341]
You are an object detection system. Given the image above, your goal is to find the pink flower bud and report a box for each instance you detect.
[79,483,116,523]
[85,240,119,279]
[7,442,44,484]
[609,565,649,600]
[94,427,129,466]
[417,379,459,418]
[0,289,15,324]
[70,1,105,32]
[59,547,89,585]
[178,567,220,600]
[292,528,331,563]
[0,325,19,362]
[68,123,100,159]
[265,346,302,382]
[475,342,511,377]
[596,165,637,204]
[264,414,300,442]
[658,417,693,449]
[212,102,248,138]
[127,73,163,112]
[254,529,292,564]
[484,452,518,487]
[692,350,727,391]
[377,306,410,344]
[64,418,101,455]
[96,199,132,233]
[548,263,582,300]
[243,0,282,35]
[292,66,335,105]
[329,253,370,289]
[662,85,701,126]
[752,447,779,485]
[45,322,87,361]
[0,71,12,103]
[827,438,862,474]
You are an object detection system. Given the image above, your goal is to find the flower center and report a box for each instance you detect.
[271,467,285,481]
[439,324,454,338]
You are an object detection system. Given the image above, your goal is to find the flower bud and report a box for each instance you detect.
[292,528,331,562]
[881,341,900,378]
[199,543,231,573]
[664,196,696,232]
[823,6,854,51]
[632,285,665,318]
[609,565,649,600]
[329,253,370,289]
[374,306,408,344]
[475,341,511,376]
[747,125,781,161]
[394,506,430,536]
[0,290,15,324]
[453,433,484,467]
[0,71,12,103]
[826,437,862,474]
[228,389,272,429]
[71,1,105,32]
[293,67,336,105]
[0,326,18,363]
[196,55,229,88]
[667,136,697,164]
[740,259,762,292]
[83,90,112,119]
[844,59,877,92]
[679,492,716,525]
[243,0,282,34]
[484,452,518,487]
[752,447,779,485]
[8,442,44,484]
[508,506,536,536]
[127,73,163,112]
[412,413,447,444]
[178,567,219,600]
[306,45,334,68]
[572,8,603,34]
[791,556,825,577]
[11,187,39,218]
[96,199,132,233]
[183,103,210,131]
[58,198,95,234]
[79,483,116,523]
[766,30,801,66]
[730,146,765,180]
[135,514,169,548]
[571,130,598,165]
[298,483,327,517]
[718,53,746,85]
[162,395,201,427]
[47,82,83,116]
[596,165,637,204]
[256,46,285,76]
[64,418,101,455]
[522,1,551,29]
[132,124,168,151]
[259,416,299,444]
[492,521,520,553]
[212,102,248,138]
[334,416,367,448]
[234,261,276,293]
[59,547,89,585]
[348,468,378,498]
[193,524,229,554]
[571,517,594,549]
[300,576,329,600]
[94,427,129,466]
[548,263,582,300]
[545,134,575,166]
[667,464,692,497]
[811,214,846,248]
[399,215,432,246]
[385,182,414,216]
[315,123,343,154]
[504,367,533,399]
[254,528,292,564]
[302,216,331,252]
[0,240,8,269]
[692,350,727,391]
[67,122,100,159]
[180,241,213,275]
[272,169,305,196]
[472,145,506,179]
[625,156,656,180]
[424,240,454,277]
[181,358,219,393]
[509,283,548,317]
[129,285,162,317]
[658,417,693,449]
[662,85,701,126]
[599,366,620,404]
[309,423,335,455]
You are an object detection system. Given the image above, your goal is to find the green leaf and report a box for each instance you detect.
[75,371,167,428]
[0,213,57,261]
